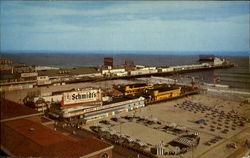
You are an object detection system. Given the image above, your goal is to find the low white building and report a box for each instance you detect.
[90,73,103,77]
[214,57,225,66]
[128,69,150,76]
[157,67,174,73]
[37,76,51,86]
[35,66,59,71]
[149,69,158,73]
[49,93,145,124]
[101,68,126,76]
[115,72,128,77]
[135,65,145,69]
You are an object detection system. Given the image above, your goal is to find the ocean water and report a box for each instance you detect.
[181,56,250,91]
[1,53,200,68]
[1,53,249,91]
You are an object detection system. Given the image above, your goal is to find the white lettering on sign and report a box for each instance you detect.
[63,89,101,105]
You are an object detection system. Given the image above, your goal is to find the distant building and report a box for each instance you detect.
[0,59,12,71]
[14,65,35,73]
[157,67,174,73]
[0,59,12,65]
[0,65,12,71]
[104,57,113,67]
[101,68,126,77]
[124,60,134,67]
[199,55,226,66]
[124,60,135,70]
[37,76,51,86]
[35,66,59,71]
[198,55,215,62]
[213,57,226,66]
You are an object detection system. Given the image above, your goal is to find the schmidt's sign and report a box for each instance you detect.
[61,89,102,106]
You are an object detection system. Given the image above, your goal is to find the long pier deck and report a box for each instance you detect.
[0,64,234,88]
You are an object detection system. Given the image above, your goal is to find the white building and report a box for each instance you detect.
[35,66,59,71]
[101,68,126,76]
[37,76,51,86]
[49,94,145,124]
[214,57,225,66]
[157,67,174,73]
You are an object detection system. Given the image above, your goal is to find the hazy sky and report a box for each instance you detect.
[0,1,249,55]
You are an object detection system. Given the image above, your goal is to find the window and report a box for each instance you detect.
[101,153,109,158]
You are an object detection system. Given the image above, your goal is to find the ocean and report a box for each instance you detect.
[1,53,249,91]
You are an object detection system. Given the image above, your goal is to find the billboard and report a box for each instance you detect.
[62,89,102,106]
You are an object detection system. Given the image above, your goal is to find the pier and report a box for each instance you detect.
[0,57,234,91]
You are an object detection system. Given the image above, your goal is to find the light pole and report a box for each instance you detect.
[119,122,122,134]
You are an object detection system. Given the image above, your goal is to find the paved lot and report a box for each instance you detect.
[83,93,250,158]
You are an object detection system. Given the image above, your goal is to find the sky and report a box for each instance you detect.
[0,1,249,55]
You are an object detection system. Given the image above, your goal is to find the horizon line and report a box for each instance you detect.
[1,50,249,57]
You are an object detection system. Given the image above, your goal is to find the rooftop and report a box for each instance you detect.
[1,118,113,157]
[0,98,113,157]
[103,97,130,105]
[0,99,41,121]
[127,83,148,88]
[150,86,180,92]
[115,83,148,90]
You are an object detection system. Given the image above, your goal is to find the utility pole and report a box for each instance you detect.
[192,144,195,158]
[119,122,122,134]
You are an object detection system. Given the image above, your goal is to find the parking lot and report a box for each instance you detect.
[83,94,250,158]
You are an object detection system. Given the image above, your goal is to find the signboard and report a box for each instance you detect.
[21,72,38,78]
[62,89,101,106]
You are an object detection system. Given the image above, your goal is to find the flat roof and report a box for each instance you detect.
[150,87,179,92]
[0,99,40,121]
[117,83,147,87]
[103,97,129,105]
[1,118,112,157]
[128,83,148,88]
